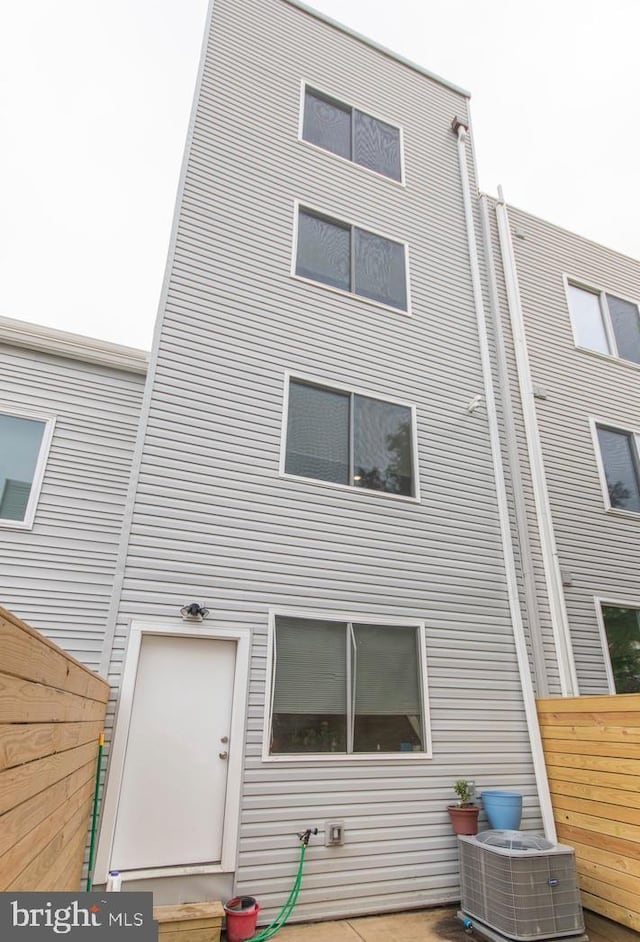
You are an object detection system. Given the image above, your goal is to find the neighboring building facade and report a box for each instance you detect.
[484,199,640,697]
[94,0,551,920]
[0,315,147,668]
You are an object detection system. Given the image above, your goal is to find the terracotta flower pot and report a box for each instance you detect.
[447,804,480,835]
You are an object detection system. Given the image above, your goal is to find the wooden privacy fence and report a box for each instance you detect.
[0,607,109,890]
[537,694,640,933]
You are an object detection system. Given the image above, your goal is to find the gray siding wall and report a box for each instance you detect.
[0,343,145,669]
[103,0,541,920]
[497,204,640,694]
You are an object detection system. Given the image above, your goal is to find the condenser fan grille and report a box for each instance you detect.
[459,832,584,941]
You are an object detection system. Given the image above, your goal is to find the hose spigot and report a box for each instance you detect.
[298,828,318,845]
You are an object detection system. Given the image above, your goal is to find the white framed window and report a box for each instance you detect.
[591,419,640,514]
[293,204,410,313]
[264,611,431,760]
[595,598,640,694]
[300,84,404,183]
[281,374,419,500]
[565,278,640,366]
[0,410,55,528]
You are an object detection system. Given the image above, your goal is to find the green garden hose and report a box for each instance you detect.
[247,828,316,941]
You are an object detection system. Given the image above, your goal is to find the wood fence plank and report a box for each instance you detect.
[545,762,640,794]
[0,761,94,857]
[540,724,640,744]
[580,874,640,917]
[554,806,640,843]
[569,840,640,881]
[580,891,640,932]
[556,823,640,861]
[0,775,94,889]
[550,792,640,827]
[538,711,640,728]
[8,793,93,890]
[0,741,97,816]
[548,779,640,814]
[537,694,640,714]
[577,856,640,899]
[0,672,106,724]
[542,752,640,780]
[543,737,640,759]
[0,721,102,771]
[36,813,90,892]
[0,610,108,702]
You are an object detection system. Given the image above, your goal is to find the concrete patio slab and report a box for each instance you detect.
[226,906,629,942]
[271,907,464,942]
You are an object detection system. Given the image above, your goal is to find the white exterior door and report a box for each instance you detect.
[110,633,236,871]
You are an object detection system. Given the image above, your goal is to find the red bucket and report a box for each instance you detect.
[224,896,260,942]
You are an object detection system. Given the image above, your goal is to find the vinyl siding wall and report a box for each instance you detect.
[102,0,541,919]
[494,203,640,694]
[0,344,145,669]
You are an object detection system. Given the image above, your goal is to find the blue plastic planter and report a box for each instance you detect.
[480,791,523,830]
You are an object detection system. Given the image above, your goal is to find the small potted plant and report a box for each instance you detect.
[447,779,480,835]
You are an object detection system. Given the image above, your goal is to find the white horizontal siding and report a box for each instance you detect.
[102,0,541,921]
[0,345,144,668]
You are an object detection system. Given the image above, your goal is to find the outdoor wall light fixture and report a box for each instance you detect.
[179,602,210,622]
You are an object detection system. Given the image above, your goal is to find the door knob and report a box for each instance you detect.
[221,736,229,743]
[219,751,228,759]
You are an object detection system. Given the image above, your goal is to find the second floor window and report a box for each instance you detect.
[295,207,408,312]
[568,283,640,366]
[596,424,640,513]
[284,378,416,498]
[302,86,402,182]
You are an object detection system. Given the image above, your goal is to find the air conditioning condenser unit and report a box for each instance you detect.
[458,830,588,942]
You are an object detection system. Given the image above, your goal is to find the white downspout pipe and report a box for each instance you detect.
[452,118,557,840]
[494,188,579,697]
[479,193,549,697]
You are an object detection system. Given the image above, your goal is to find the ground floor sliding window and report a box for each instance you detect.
[267,614,429,757]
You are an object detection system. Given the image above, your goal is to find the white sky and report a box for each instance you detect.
[0,0,637,350]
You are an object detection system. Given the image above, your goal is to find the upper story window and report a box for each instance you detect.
[600,604,640,693]
[283,377,417,498]
[266,614,429,757]
[301,86,403,182]
[567,282,640,366]
[295,206,409,312]
[0,411,54,528]
[595,423,640,513]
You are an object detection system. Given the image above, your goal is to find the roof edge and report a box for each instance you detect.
[0,315,149,374]
[481,190,640,265]
[283,0,471,99]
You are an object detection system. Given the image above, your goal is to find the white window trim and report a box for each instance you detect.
[279,370,421,503]
[94,619,251,883]
[298,80,406,187]
[589,416,640,517]
[262,608,432,762]
[594,596,640,695]
[291,200,412,316]
[564,274,640,367]
[0,407,55,530]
